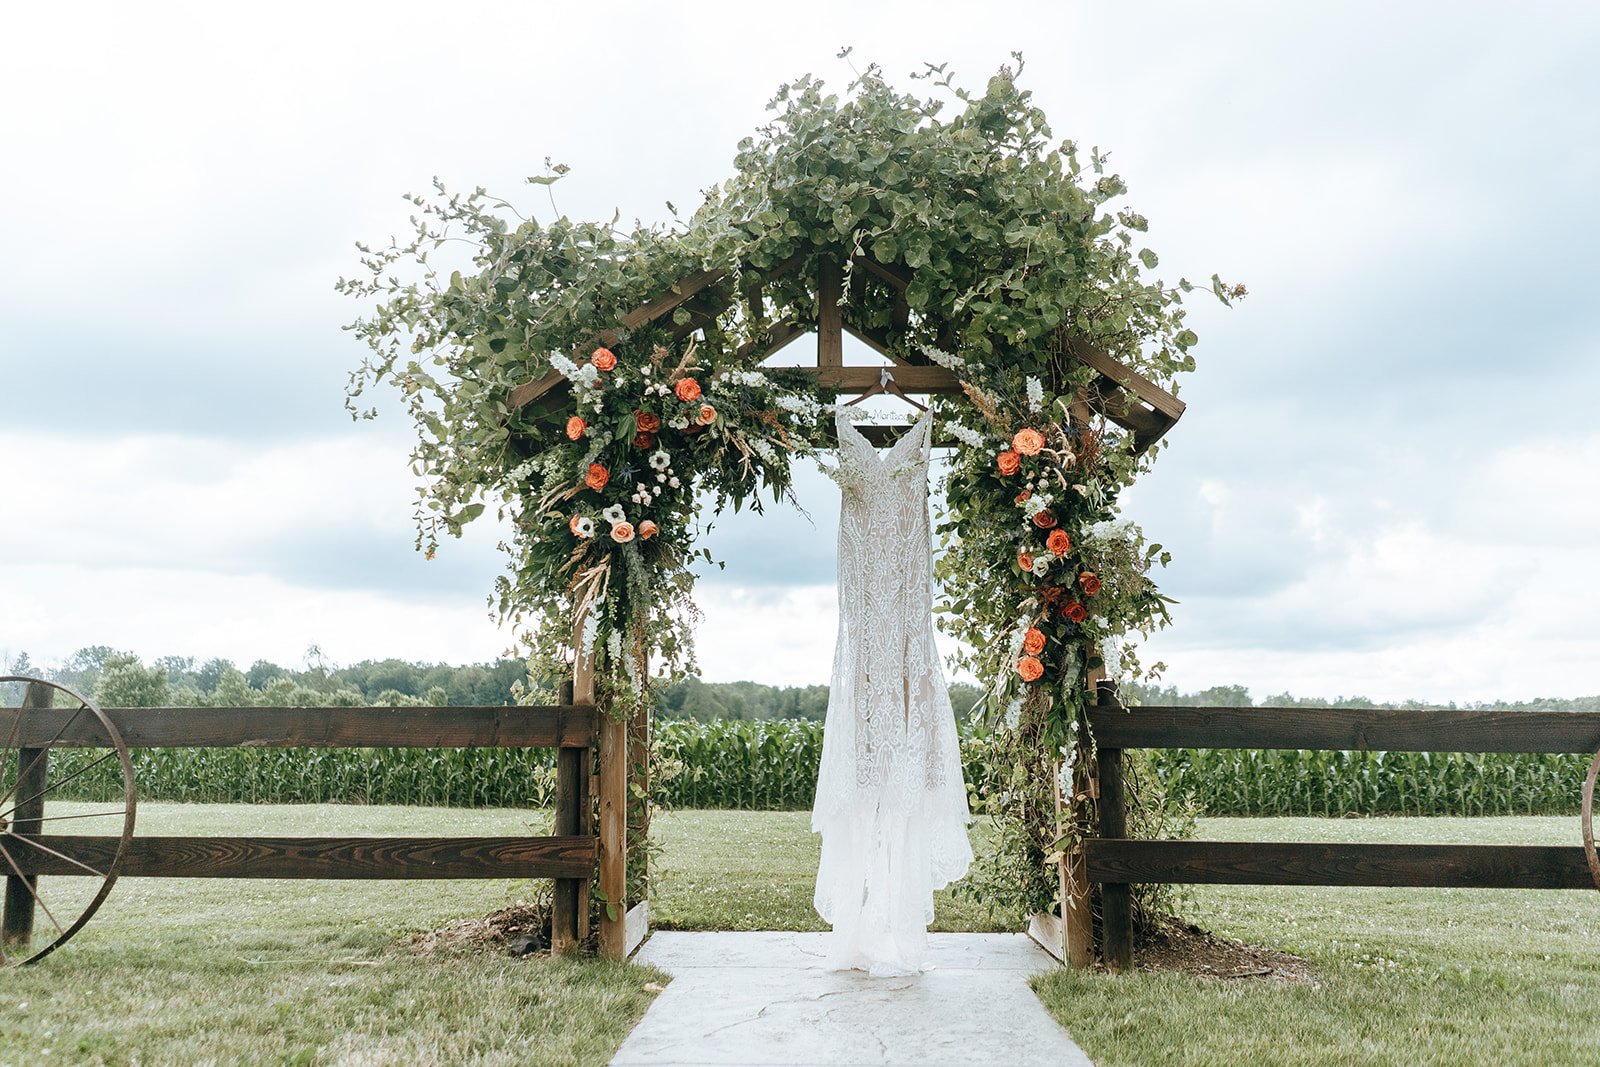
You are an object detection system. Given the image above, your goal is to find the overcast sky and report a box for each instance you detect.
[3,2,1597,703]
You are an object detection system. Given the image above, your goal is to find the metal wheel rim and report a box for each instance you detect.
[0,676,137,965]
[1583,750,1600,892]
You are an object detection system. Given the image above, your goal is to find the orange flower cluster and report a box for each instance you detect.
[610,522,635,544]
[566,416,586,440]
[1012,428,1044,456]
[585,463,609,491]
[1046,529,1071,556]
[996,450,1021,476]
[1022,627,1046,655]
[1016,656,1044,682]
[591,347,617,371]
[635,411,662,433]
[696,404,717,425]
[1031,510,1057,530]
[675,377,702,402]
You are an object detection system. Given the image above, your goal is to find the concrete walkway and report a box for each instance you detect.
[610,932,1093,1067]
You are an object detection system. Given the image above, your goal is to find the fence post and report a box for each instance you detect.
[595,636,627,959]
[1095,679,1133,972]
[551,678,582,955]
[2,682,52,948]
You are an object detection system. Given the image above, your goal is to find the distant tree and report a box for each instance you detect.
[246,659,288,689]
[195,657,235,694]
[94,652,170,708]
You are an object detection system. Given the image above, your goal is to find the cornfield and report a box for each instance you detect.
[35,721,1594,816]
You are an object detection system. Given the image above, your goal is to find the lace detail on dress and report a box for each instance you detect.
[811,407,974,976]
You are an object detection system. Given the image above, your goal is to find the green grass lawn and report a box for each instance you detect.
[1034,816,1600,1067]
[5,805,1599,1065]
[1,803,665,1067]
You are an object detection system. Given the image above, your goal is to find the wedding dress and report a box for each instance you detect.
[811,406,974,976]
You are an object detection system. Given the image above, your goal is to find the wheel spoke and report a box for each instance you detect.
[0,839,66,937]
[4,833,109,879]
[0,701,24,795]
[0,704,84,810]
[23,809,129,825]
[0,750,117,823]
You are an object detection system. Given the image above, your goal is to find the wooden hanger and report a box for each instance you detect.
[843,367,928,411]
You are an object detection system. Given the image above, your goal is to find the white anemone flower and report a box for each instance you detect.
[602,504,626,525]
[650,451,672,470]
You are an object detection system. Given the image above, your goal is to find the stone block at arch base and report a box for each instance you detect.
[610,931,1093,1066]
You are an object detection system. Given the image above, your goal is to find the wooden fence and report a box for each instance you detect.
[1085,686,1600,971]
[0,697,605,954]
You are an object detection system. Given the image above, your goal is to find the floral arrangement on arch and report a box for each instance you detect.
[498,337,827,707]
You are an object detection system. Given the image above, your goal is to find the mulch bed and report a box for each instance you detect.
[1130,916,1317,985]
[406,902,552,958]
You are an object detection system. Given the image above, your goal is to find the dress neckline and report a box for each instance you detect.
[835,406,934,469]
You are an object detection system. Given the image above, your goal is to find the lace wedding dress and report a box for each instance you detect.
[812,406,974,976]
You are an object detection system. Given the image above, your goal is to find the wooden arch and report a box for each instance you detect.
[518,246,1186,963]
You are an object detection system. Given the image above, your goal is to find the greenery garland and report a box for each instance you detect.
[341,55,1235,930]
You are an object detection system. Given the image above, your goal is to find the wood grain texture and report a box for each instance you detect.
[1086,840,1597,889]
[0,705,598,750]
[1085,706,1600,753]
[4,835,596,880]
[785,365,963,394]
[816,258,843,368]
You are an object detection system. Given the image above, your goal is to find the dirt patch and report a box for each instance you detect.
[1131,916,1317,985]
[405,901,552,958]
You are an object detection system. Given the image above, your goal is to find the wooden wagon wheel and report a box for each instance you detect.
[1583,750,1600,892]
[0,676,137,965]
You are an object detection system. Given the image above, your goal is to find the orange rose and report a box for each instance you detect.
[610,522,635,543]
[634,430,658,449]
[584,463,610,491]
[1032,509,1057,530]
[591,347,617,371]
[1016,656,1044,683]
[1023,627,1046,656]
[638,520,659,540]
[1079,571,1102,596]
[565,416,586,440]
[1063,599,1088,623]
[1017,551,1034,572]
[635,411,662,433]
[997,450,1021,476]
[696,404,717,426]
[1013,428,1044,456]
[1046,529,1072,556]
[1015,489,1032,504]
[674,377,702,402]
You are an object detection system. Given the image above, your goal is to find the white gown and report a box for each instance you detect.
[811,407,974,976]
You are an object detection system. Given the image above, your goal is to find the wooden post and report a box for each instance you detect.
[2,682,51,948]
[595,636,627,958]
[551,678,582,955]
[627,676,651,902]
[817,257,843,369]
[1095,679,1133,972]
[1055,648,1103,969]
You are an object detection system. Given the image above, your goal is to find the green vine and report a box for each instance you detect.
[340,55,1235,940]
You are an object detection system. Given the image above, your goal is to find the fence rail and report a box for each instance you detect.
[2,697,599,954]
[0,704,596,749]
[1085,695,1600,972]
[1086,705,1600,753]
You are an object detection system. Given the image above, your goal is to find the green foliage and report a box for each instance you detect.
[339,58,1227,930]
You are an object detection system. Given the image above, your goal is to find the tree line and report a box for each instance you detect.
[4,646,1595,717]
